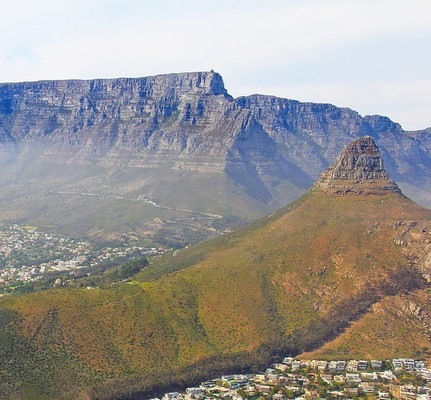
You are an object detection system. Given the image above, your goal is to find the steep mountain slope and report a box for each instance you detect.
[1,71,431,243]
[1,137,431,399]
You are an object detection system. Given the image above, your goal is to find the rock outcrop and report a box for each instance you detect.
[316,136,401,195]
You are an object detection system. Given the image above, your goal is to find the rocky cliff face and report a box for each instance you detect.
[316,136,401,195]
[1,71,430,183]
[0,71,431,241]
[0,72,235,171]
[0,72,431,179]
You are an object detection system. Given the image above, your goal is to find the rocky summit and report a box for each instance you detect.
[316,136,401,195]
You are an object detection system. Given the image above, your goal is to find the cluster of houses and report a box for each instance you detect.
[155,357,431,400]
[0,224,164,288]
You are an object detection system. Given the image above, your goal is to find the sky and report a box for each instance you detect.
[1,0,430,130]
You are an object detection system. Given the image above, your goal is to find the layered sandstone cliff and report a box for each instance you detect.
[316,136,401,195]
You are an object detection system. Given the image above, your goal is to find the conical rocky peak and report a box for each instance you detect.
[316,136,401,195]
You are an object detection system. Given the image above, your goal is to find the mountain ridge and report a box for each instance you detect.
[1,70,430,176]
[1,70,431,244]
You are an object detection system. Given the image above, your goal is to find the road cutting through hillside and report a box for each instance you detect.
[54,191,223,219]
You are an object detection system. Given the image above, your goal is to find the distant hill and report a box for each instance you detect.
[1,137,430,399]
[1,72,431,244]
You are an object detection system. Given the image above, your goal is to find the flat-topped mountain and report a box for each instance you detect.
[1,137,431,399]
[0,71,431,244]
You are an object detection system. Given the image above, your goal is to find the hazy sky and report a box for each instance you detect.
[1,0,430,130]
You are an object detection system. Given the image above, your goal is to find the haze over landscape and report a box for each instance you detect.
[1,1,431,400]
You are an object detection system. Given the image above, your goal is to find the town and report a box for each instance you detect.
[0,224,164,291]
[157,357,431,400]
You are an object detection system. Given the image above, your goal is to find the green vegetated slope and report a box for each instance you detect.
[1,137,431,399]
[1,188,431,399]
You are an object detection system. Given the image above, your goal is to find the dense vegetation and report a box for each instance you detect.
[70,257,149,287]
